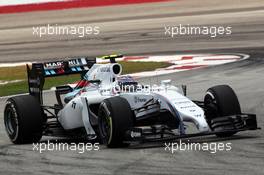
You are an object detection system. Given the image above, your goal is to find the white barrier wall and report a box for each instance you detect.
[0,0,65,6]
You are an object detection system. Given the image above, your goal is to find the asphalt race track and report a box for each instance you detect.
[0,0,264,174]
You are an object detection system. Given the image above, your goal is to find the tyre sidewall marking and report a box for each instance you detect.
[205,91,216,102]
[101,101,113,144]
[5,100,19,142]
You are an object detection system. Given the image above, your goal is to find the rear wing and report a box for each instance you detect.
[27,57,96,104]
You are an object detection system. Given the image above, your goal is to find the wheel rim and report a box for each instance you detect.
[4,107,18,137]
[204,93,219,124]
[99,110,112,143]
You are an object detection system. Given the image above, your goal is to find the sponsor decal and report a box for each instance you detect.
[134,96,147,103]
[174,101,191,105]
[100,67,111,73]
[180,105,196,109]
[194,114,202,118]
[68,59,80,67]
[71,101,77,109]
[130,131,141,138]
[44,61,63,69]
[43,58,85,70]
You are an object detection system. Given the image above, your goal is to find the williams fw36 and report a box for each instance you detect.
[4,55,260,147]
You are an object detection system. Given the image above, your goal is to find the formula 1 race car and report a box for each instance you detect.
[4,55,260,147]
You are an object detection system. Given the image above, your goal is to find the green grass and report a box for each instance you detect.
[0,66,27,81]
[0,81,28,97]
[0,61,171,97]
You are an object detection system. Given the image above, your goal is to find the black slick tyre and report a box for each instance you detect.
[98,96,134,148]
[204,85,241,137]
[4,95,44,144]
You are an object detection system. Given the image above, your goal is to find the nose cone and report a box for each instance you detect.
[175,103,210,132]
[197,118,210,132]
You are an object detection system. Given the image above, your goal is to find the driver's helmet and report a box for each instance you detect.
[116,75,138,93]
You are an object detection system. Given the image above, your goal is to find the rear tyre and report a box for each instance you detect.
[98,96,134,148]
[4,95,44,144]
[204,85,241,137]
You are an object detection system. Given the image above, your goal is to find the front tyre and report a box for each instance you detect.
[204,85,242,137]
[4,95,44,144]
[98,96,134,148]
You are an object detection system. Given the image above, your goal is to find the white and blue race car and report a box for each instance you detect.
[4,55,259,147]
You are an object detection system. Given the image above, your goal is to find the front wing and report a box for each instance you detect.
[124,113,260,143]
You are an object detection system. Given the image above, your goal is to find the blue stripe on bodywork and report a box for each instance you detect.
[71,67,77,72]
[50,70,56,74]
